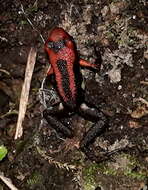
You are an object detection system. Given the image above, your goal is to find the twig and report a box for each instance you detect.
[14,47,37,140]
[140,81,148,85]
[20,4,45,43]
[0,69,11,76]
[38,77,48,108]
[0,110,18,119]
[0,172,18,190]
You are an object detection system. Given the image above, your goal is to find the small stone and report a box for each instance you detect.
[133,15,136,19]
[107,68,121,83]
[118,85,122,90]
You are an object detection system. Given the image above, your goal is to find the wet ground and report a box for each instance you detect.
[0,0,148,189]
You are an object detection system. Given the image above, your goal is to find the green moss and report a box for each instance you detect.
[27,171,43,187]
[110,0,120,3]
[103,167,117,176]
[83,163,99,190]
[83,162,113,190]
[125,170,147,180]
[123,154,148,180]
[106,31,115,39]
[20,20,28,25]
[83,154,147,188]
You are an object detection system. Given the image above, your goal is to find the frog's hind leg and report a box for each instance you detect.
[78,103,109,162]
[43,103,73,138]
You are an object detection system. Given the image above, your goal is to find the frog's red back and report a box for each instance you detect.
[45,27,78,110]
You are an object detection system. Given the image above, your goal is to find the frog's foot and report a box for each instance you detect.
[79,103,109,162]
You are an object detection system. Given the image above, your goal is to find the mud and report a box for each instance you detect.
[0,0,147,190]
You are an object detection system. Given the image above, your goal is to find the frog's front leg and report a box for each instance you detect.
[79,103,109,162]
[43,103,73,138]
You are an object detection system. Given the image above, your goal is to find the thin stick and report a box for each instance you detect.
[140,81,148,85]
[0,172,18,190]
[20,4,45,43]
[14,47,37,140]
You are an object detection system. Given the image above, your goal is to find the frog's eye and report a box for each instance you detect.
[46,41,54,49]
[64,38,74,47]
[70,37,75,42]
[64,37,74,43]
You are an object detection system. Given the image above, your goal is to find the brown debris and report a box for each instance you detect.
[131,105,148,119]
[128,121,141,129]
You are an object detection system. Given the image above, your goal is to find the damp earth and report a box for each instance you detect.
[0,0,148,190]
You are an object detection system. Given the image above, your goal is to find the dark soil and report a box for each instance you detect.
[0,0,147,190]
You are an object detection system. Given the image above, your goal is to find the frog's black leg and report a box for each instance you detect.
[43,114,73,138]
[78,103,109,162]
[43,104,73,138]
[79,103,105,121]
